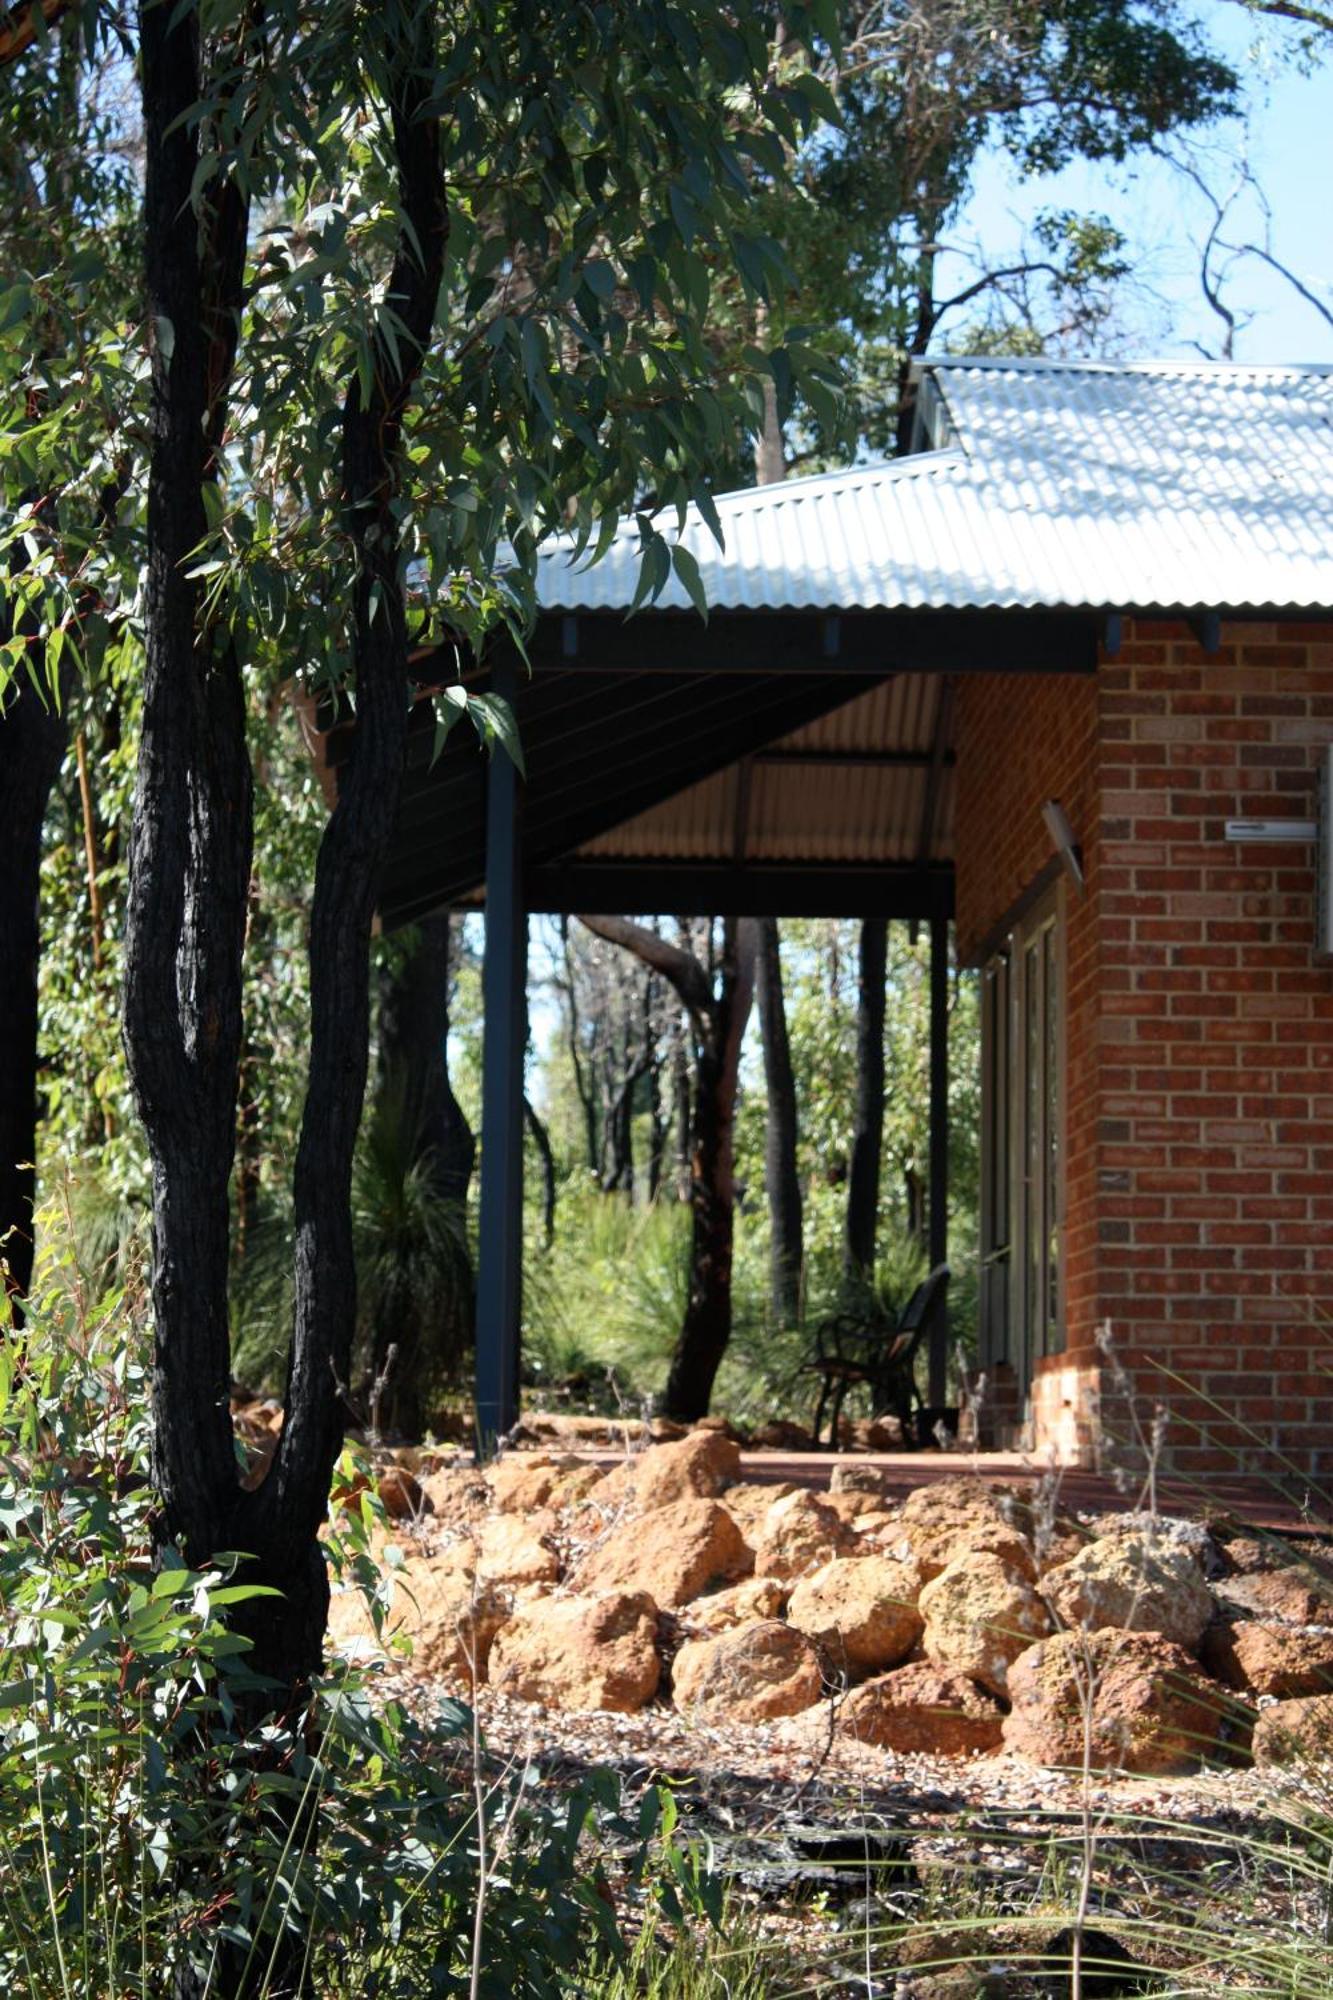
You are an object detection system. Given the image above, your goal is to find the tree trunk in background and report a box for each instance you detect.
[646,984,667,1202]
[234,869,265,1261]
[0,676,67,1318]
[374,910,476,1434]
[524,1095,556,1246]
[560,914,599,1171]
[672,1000,692,1197]
[755,915,803,1326]
[579,913,756,1419]
[755,372,786,483]
[666,917,755,1419]
[749,351,801,1326]
[378,910,476,1205]
[845,915,888,1285]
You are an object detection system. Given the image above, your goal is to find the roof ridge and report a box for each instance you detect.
[708,450,966,505]
[912,355,1333,379]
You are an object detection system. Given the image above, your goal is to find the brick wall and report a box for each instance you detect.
[953,620,1333,1481]
[1095,618,1333,1480]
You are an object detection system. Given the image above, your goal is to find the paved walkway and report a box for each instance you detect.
[570,1444,1330,1536]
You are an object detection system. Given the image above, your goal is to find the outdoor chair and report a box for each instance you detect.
[801,1263,951,1449]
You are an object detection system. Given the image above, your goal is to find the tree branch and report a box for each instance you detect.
[578,913,714,1019]
[1216,237,1333,329]
[1224,0,1333,33]
[933,259,1068,322]
[0,0,69,69]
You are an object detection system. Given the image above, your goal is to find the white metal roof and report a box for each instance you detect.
[535,360,1333,615]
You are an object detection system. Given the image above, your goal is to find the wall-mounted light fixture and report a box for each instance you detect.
[1042,798,1084,894]
[1223,819,1317,843]
[1226,747,1333,964]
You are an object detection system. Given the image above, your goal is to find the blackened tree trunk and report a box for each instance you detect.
[755,915,803,1327]
[668,917,754,1419]
[373,911,476,1433]
[845,915,888,1285]
[123,0,256,1600]
[242,19,447,1692]
[0,675,67,1318]
[603,1046,647,1198]
[559,913,599,1170]
[378,910,476,1206]
[645,977,667,1201]
[125,0,447,1745]
[524,1095,557,1246]
[672,1009,692,1197]
[579,912,756,1420]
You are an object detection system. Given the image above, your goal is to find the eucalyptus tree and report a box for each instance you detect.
[754,1,1242,465]
[755,913,804,1324]
[0,8,140,1313]
[123,0,835,1714]
[580,913,757,1420]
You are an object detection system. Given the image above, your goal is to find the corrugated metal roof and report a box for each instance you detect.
[535,361,1333,615]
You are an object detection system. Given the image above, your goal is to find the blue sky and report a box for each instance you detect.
[946,1,1333,364]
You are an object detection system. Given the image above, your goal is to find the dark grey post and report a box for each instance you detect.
[928,907,950,1408]
[476,660,526,1454]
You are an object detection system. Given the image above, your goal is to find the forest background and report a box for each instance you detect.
[16,0,1333,1447]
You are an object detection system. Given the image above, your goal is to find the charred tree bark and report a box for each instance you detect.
[0,674,67,1318]
[245,17,447,1690]
[845,915,888,1286]
[124,0,256,1586]
[755,915,803,1328]
[524,1095,557,1246]
[373,911,476,1433]
[127,7,443,1993]
[127,0,446,1698]
[378,910,476,1206]
[579,913,756,1420]
[667,916,754,1420]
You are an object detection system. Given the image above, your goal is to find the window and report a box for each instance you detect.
[980,887,1064,1386]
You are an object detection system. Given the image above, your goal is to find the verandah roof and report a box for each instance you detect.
[366,359,1333,933]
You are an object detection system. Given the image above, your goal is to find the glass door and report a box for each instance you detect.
[980,890,1064,1394]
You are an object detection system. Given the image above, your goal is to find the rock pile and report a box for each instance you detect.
[325,1434,1333,1775]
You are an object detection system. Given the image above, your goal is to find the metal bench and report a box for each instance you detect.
[802,1263,951,1449]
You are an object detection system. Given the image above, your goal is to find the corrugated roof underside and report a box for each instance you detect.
[535,364,1333,616]
[575,676,955,867]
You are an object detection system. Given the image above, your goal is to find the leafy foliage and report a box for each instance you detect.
[0,1235,717,1995]
[754,0,1242,460]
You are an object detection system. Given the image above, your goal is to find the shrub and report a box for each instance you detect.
[0,1275,705,1996]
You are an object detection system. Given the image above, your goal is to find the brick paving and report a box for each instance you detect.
[569,1444,1331,1536]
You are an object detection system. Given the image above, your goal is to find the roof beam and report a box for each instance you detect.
[756,747,955,770]
[523,608,1099,678]
[525,860,955,921]
[917,675,955,865]
[733,756,754,864]
[377,669,887,926]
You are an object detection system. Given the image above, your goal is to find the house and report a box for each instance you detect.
[378,359,1333,1477]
